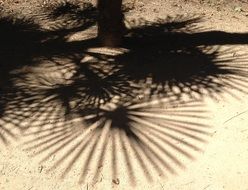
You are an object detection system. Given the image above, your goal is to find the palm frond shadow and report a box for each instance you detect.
[0,2,97,118]
[1,4,248,185]
[22,97,211,185]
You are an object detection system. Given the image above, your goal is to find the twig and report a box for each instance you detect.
[223,109,248,124]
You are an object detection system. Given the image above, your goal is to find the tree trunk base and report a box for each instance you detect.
[97,0,124,47]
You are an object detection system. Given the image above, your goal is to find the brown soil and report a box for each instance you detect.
[1,0,248,190]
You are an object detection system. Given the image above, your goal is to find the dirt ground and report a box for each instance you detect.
[1,0,248,190]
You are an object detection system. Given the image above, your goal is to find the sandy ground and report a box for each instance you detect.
[1,0,248,190]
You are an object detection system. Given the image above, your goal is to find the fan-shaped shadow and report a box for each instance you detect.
[1,3,248,185]
[22,96,211,185]
[116,44,248,100]
[0,2,97,121]
[44,2,97,34]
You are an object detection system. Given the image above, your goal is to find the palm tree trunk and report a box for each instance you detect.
[97,0,124,47]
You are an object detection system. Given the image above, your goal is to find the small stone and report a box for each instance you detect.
[234,6,242,12]
[112,178,120,185]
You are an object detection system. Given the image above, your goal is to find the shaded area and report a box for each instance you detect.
[1,2,248,185]
[0,1,97,87]
[23,97,211,185]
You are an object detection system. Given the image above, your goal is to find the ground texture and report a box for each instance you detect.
[0,0,248,190]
